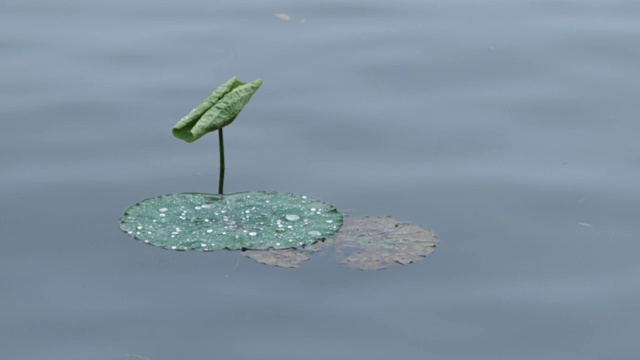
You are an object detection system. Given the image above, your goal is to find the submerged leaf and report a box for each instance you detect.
[120,192,342,251]
[242,249,310,268]
[243,240,324,268]
[172,77,263,142]
[332,216,438,270]
[242,216,438,270]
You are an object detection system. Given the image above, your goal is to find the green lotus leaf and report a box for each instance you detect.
[120,192,343,251]
[172,77,263,143]
[243,216,438,269]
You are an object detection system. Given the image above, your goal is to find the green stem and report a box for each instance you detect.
[218,128,225,195]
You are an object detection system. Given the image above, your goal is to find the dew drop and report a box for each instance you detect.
[204,219,210,222]
[310,208,317,212]
[302,196,307,199]
[171,246,177,250]
[195,206,201,210]
[159,213,166,217]
[137,226,143,230]
[308,230,322,237]
[201,244,207,247]
[249,232,257,237]
[201,204,215,209]
[206,229,213,233]
[276,242,281,246]
[326,220,333,223]
[286,214,300,221]
[159,208,168,212]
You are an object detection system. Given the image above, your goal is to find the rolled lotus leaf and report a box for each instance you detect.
[172,77,263,142]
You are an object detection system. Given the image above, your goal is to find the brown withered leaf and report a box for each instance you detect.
[242,248,310,268]
[242,216,438,270]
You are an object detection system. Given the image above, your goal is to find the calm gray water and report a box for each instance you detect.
[2,0,640,359]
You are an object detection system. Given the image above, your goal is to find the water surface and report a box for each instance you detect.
[2,0,640,359]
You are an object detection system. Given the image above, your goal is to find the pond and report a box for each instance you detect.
[2,0,640,359]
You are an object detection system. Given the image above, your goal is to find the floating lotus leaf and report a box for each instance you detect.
[241,249,311,268]
[243,216,438,269]
[172,77,263,143]
[120,192,343,251]
[332,216,438,269]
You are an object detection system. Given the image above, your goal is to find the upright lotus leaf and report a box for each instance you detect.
[120,192,343,251]
[172,77,263,143]
[243,216,439,269]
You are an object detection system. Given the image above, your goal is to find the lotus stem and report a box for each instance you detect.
[218,128,225,195]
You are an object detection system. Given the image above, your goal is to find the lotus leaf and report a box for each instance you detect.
[240,248,311,268]
[120,192,342,250]
[172,77,263,143]
[243,216,438,269]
